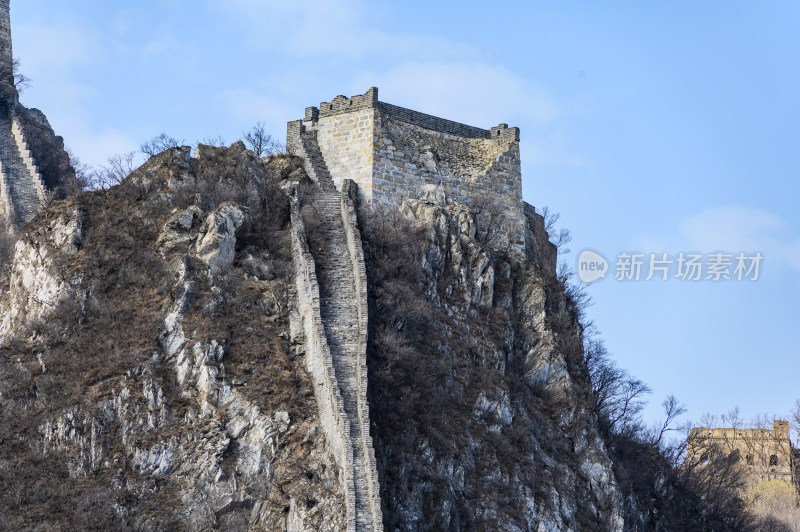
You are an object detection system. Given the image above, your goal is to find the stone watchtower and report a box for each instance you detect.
[287,87,537,256]
[0,0,46,226]
[687,420,797,489]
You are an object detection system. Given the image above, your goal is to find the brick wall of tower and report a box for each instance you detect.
[372,106,524,252]
[687,420,796,489]
[311,109,377,198]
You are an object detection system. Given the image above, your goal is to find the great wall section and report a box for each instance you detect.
[289,185,383,531]
[285,87,561,530]
[0,0,48,226]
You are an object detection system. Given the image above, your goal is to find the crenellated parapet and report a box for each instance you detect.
[305,87,379,122]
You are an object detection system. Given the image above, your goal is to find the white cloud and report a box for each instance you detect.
[522,131,585,168]
[209,1,569,162]
[209,0,473,62]
[680,206,787,252]
[637,206,800,275]
[353,62,560,129]
[221,87,293,124]
[12,16,138,168]
[209,0,371,57]
[67,127,140,169]
[14,18,100,73]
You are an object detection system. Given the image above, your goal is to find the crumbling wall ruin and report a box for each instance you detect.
[687,420,796,488]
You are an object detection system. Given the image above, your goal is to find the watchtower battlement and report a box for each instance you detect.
[305,87,379,121]
[288,87,527,254]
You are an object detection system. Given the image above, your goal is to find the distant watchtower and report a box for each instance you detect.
[687,420,797,489]
[0,0,47,226]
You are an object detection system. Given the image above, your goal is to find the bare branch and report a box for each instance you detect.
[140,133,182,157]
[93,151,137,189]
[243,122,283,158]
[652,395,687,447]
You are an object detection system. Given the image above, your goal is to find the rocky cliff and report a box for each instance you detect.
[0,143,670,530]
[0,145,345,530]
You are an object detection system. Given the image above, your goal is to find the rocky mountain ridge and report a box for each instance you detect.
[0,142,742,530]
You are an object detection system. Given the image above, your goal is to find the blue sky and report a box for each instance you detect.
[13,1,800,432]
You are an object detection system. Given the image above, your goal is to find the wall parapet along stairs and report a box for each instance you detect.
[289,191,357,531]
[289,180,383,531]
[340,179,383,529]
[286,120,336,191]
[0,158,12,220]
[0,1,49,225]
[11,116,45,205]
[0,105,45,224]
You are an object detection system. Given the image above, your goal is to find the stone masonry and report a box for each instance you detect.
[687,420,796,489]
[0,0,47,226]
[289,176,383,531]
[287,88,559,530]
[287,87,527,255]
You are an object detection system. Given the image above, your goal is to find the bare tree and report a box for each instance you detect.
[244,122,283,158]
[540,206,572,253]
[584,335,651,436]
[678,434,757,530]
[749,480,800,531]
[52,149,93,196]
[93,151,137,189]
[140,133,182,157]
[199,135,226,147]
[0,59,30,101]
[651,395,687,447]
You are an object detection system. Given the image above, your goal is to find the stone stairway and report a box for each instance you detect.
[0,104,42,224]
[309,188,382,531]
[286,119,336,191]
[298,130,335,191]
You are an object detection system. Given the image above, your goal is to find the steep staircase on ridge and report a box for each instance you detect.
[0,103,42,224]
[307,186,382,532]
[297,128,336,191]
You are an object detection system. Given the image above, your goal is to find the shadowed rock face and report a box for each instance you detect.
[362,187,628,531]
[15,104,76,193]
